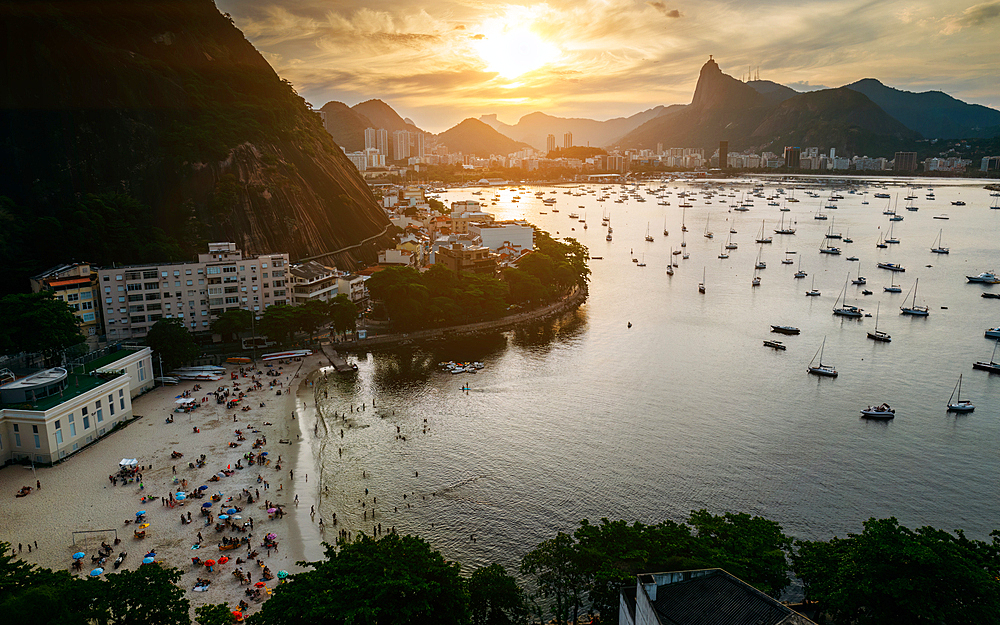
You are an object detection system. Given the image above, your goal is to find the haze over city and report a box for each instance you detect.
[218,0,1000,132]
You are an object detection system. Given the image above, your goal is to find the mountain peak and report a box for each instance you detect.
[690,58,764,110]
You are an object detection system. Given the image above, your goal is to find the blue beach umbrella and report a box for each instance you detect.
[90,568,104,576]
[226,508,237,515]
[218,514,229,520]
[175,492,186,500]
[72,552,85,560]
[142,557,155,564]
[198,485,209,491]
[202,502,213,508]
[135,511,146,516]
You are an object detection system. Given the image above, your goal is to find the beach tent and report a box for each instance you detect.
[175,398,196,404]
[119,458,138,468]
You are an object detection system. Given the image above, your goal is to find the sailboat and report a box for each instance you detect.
[833,276,863,317]
[774,212,796,235]
[755,248,766,270]
[930,229,949,254]
[807,337,838,377]
[946,374,974,412]
[703,215,714,239]
[755,220,772,244]
[973,341,1000,373]
[681,230,686,247]
[806,273,820,296]
[718,243,729,259]
[867,302,891,342]
[794,256,807,278]
[681,207,687,231]
[852,262,866,285]
[637,254,646,267]
[876,230,888,248]
[842,228,853,244]
[698,267,706,294]
[900,279,929,316]
[645,222,654,242]
[663,216,669,237]
[825,216,842,240]
[884,281,902,293]
[884,221,900,244]
[666,249,674,275]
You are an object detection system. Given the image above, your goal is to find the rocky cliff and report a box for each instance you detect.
[0,0,391,294]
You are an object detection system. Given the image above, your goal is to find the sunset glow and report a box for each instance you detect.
[472,19,561,79]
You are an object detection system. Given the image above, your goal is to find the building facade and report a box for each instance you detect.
[0,345,152,465]
[96,243,290,340]
[894,151,918,172]
[289,261,340,305]
[30,263,102,346]
[435,243,499,276]
[468,222,534,254]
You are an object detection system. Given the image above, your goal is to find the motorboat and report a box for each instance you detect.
[763,340,786,350]
[771,325,801,334]
[877,262,905,272]
[861,403,895,419]
[967,271,1000,284]
[985,327,1000,339]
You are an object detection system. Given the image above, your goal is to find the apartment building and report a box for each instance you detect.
[30,263,102,346]
[96,243,290,340]
[289,261,340,305]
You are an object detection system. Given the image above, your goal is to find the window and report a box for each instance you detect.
[144,282,158,290]
[128,305,145,313]
[56,430,63,444]
[222,266,237,274]
[13,424,19,432]
[105,287,111,294]
[128,294,143,302]
[55,420,61,430]
[96,409,103,423]
[138,360,146,381]
[145,293,160,300]
[207,267,221,275]
[67,292,79,302]
[125,271,141,280]
[187,280,193,286]
[81,290,92,300]
[224,296,239,304]
[34,434,40,448]
[82,312,96,322]
[186,269,192,275]
[130,315,145,324]
[106,297,113,304]
[83,416,90,430]
[103,275,110,282]
[32,425,38,434]
[142,269,158,279]
[82,407,88,416]
[70,423,76,437]
[14,433,21,447]
[126,283,142,291]
[262,263,268,268]
[173,270,180,276]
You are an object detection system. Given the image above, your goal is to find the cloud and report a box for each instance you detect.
[646,2,682,18]
[941,0,1000,33]
[785,81,830,92]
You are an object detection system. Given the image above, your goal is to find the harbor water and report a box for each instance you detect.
[312,176,1000,575]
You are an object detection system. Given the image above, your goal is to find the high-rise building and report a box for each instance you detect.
[783,146,801,169]
[376,129,389,156]
[409,132,425,157]
[894,152,917,172]
[546,134,556,153]
[656,143,663,155]
[393,130,410,161]
[719,141,728,170]
[563,132,573,149]
[365,128,377,151]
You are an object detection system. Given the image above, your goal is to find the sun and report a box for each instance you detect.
[473,19,560,79]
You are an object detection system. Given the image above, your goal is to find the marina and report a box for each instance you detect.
[314,175,1000,579]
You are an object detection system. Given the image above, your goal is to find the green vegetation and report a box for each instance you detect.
[0,193,184,296]
[4,511,1000,625]
[367,228,587,332]
[145,319,200,371]
[251,534,469,625]
[0,291,85,358]
[254,296,357,346]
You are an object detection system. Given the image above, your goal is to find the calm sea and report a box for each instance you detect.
[312,175,1000,576]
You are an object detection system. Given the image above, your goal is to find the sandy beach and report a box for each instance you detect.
[0,353,329,619]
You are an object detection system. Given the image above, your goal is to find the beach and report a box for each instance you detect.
[0,353,328,619]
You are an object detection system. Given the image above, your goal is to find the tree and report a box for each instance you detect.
[145,319,200,371]
[792,517,1000,625]
[196,602,236,625]
[328,294,357,338]
[294,300,330,341]
[250,534,469,625]
[469,564,528,625]
[93,563,189,625]
[258,304,297,346]
[520,532,584,625]
[0,291,85,357]
[211,309,253,342]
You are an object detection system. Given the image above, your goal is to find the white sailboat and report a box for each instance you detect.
[718,243,729,259]
[666,249,674,275]
[774,212,795,235]
[645,222,654,242]
[833,276,863,317]
[755,219,772,244]
[698,267,706,294]
[946,374,974,412]
[794,256,807,279]
[703,215,713,239]
[807,337,838,377]
[867,302,891,342]
[663,216,669,237]
[806,274,820,296]
[681,206,687,231]
[852,261,866,285]
[900,278,929,316]
[930,229,949,254]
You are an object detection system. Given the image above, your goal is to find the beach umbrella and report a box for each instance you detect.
[90,568,104,576]
[175,491,186,500]
[231,515,242,520]
[232,611,243,622]
[138,523,150,529]
[135,511,146,516]
[72,552,85,560]
[218,514,229,520]
[255,582,265,588]
[266,508,277,514]
[204,559,216,567]
[218,556,229,564]
[277,570,288,579]
[142,557,155,564]
[265,533,277,540]
[202,502,213,508]
[226,508,237,514]
[216,472,226,478]
[260,452,268,456]
[198,485,209,491]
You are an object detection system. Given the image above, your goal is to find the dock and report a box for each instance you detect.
[320,345,358,374]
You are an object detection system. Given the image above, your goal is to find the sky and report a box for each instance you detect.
[217,0,1000,133]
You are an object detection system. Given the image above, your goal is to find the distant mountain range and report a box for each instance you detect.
[319,60,999,159]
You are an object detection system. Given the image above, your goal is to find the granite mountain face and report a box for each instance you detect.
[0,0,391,294]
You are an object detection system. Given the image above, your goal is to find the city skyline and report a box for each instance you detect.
[218,0,1000,133]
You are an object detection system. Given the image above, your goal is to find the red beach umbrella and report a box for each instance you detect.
[218,556,229,564]
[255,581,266,588]
[203,559,216,567]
